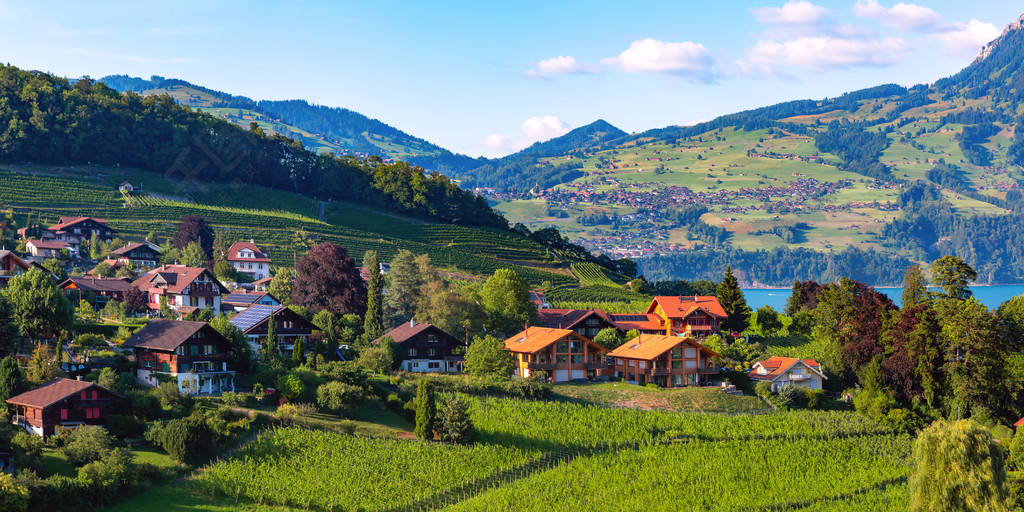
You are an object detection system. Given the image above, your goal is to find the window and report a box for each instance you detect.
[428,362,440,369]
[190,345,200,356]
[205,345,216,355]
[408,348,418,357]
[427,334,438,343]
[570,355,583,364]
[671,360,683,369]
[428,348,436,357]
[671,347,682,358]
[638,361,646,369]
[685,360,697,369]
[60,408,68,420]
[628,360,635,367]
[684,347,697,358]
[206,297,213,307]
[175,346,185,355]
[586,318,598,326]
[569,341,582,353]
[555,341,569,353]
[555,355,568,363]
[180,363,191,373]
[190,296,198,307]
[144,360,152,368]
[628,373,635,381]
[80,391,87,399]
[616,358,623,366]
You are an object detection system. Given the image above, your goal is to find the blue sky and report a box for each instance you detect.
[1,1,1021,158]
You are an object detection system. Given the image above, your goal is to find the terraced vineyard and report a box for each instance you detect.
[570,262,620,287]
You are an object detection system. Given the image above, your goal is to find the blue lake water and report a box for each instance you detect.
[742,285,1024,312]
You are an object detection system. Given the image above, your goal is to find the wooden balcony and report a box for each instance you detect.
[528,362,558,371]
[585,362,607,370]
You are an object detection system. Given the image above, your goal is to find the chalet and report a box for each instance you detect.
[505,328,609,382]
[534,309,618,340]
[110,242,162,269]
[608,335,720,387]
[222,291,280,312]
[45,217,117,247]
[59,276,135,304]
[749,357,826,392]
[230,304,318,357]
[6,378,121,436]
[0,250,33,289]
[133,265,228,316]
[117,182,139,192]
[227,240,271,281]
[374,320,464,373]
[122,319,236,395]
[645,296,727,339]
[25,240,76,260]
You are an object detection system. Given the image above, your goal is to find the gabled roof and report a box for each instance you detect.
[133,265,228,294]
[26,239,71,250]
[230,304,319,334]
[609,313,664,332]
[6,378,120,408]
[223,291,279,306]
[60,276,135,294]
[374,321,453,345]
[504,328,608,354]
[0,250,32,270]
[535,309,615,330]
[122,319,222,351]
[110,242,162,256]
[87,259,126,276]
[227,241,271,263]
[49,216,110,232]
[647,296,727,319]
[608,334,720,360]
[749,357,825,382]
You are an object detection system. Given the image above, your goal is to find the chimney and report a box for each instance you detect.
[76,375,82,381]
[410,319,416,328]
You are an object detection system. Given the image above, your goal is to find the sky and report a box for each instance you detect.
[1,1,1022,158]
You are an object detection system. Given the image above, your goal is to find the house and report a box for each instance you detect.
[645,296,727,339]
[534,309,619,340]
[607,313,666,336]
[25,240,76,261]
[6,378,121,436]
[252,277,273,291]
[530,290,551,309]
[227,240,271,281]
[117,182,139,192]
[749,357,826,392]
[504,327,609,382]
[0,250,33,289]
[222,291,280,312]
[133,264,228,316]
[59,276,135,304]
[45,217,117,248]
[608,334,720,388]
[122,319,236,395]
[230,304,318,357]
[374,320,464,373]
[110,242,162,269]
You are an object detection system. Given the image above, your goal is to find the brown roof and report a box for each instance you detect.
[607,334,720,360]
[0,250,31,270]
[26,239,72,250]
[122,319,209,351]
[504,328,608,354]
[110,242,160,256]
[647,296,727,319]
[60,276,135,294]
[133,265,227,294]
[374,321,439,344]
[227,241,271,263]
[535,309,615,330]
[49,216,109,232]
[749,356,823,382]
[608,313,664,332]
[6,378,120,408]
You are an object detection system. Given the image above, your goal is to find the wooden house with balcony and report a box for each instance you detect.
[749,357,825,392]
[608,334,720,387]
[133,264,228,316]
[230,304,318,357]
[122,319,236,395]
[534,309,619,340]
[6,378,121,437]
[0,249,33,289]
[60,276,135,305]
[373,320,464,373]
[646,296,727,339]
[504,327,609,382]
[110,242,162,269]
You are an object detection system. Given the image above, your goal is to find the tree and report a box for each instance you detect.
[355,346,393,374]
[92,261,115,277]
[414,280,484,341]
[0,473,29,512]
[941,299,1008,420]
[383,250,425,326]
[63,424,114,465]
[265,309,277,356]
[153,416,214,463]
[292,337,304,364]
[210,314,251,373]
[0,295,21,356]
[316,381,364,413]
[363,250,384,339]
[122,286,148,314]
[436,393,473,444]
[89,232,105,260]
[480,269,536,336]
[181,241,207,267]
[909,419,1011,512]
[172,215,213,257]
[268,268,294,306]
[159,295,174,319]
[465,335,514,378]
[26,342,61,384]
[592,328,625,350]
[754,305,782,336]
[902,264,929,309]
[931,256,977,301]
[414,380,436,441]
[114,265,136,279]
[997,294,1024,342]
[0,355,25,402]
[291,243,367,316]
[213,260,236,281]
[275,373,306,402]
[716,266,751,334]
[42,258,67,280]
[2,268,73,339]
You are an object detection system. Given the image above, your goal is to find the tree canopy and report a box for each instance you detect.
[291,243,367,316]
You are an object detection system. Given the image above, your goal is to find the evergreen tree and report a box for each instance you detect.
[292,337,303,365]
[363,250,384,340]
[0,355,25,403]
[414,380,436,441]
[268,268,294,306]
[383,250,424,327]
[784,280,807,316]
[265,310,277,357]
[89,232,104,260]
[716,266,751,334]
[436,393,474,444]
[902,264,929,309]
[0,295,21,357]
[27,343,60,384]
[930,256,977,301]
[909,419,1011,512]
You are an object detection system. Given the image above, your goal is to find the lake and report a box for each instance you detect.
[742,285,1024,312]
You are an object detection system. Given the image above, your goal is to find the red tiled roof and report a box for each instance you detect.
[48,216,108,232]
[60,276,134,294]
[6,378,120,408]
[133,265,227,295]
[504,327,608,354]
[26,239,71,250]
[607,334,719,360]
[253,277,273,286]
[647,296,727,319]
[227,241,271,263]
[749,356,823,382]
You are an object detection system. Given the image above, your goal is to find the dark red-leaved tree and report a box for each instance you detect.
[172,215,214,258]
[123,286,149,314]
[291,243,367,316]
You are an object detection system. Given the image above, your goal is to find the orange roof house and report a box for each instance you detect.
[133,264,228,316]
[749,357,826,392]
[504,328,609,383]
[646,296,727,339]
[608,334,720,388]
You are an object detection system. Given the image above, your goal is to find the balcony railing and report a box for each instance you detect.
[695,367,720,375]
[789,374,810,380]
[528,362,558,371]
[585,362,607,370]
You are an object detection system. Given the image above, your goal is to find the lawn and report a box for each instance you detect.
[550,382,768,414]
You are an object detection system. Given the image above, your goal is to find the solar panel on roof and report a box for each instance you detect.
[612,314,650,322]
[224,292,259,304]
[230,304,281,331]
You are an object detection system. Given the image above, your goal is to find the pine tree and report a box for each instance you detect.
[716,265,751,334]
[292,337,303,365]
[902,264,929,309]
[414,380,436,441]
[265,310,277,358]
[363,250,384,340]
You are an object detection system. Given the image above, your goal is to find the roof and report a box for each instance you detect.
[88,259,126,275]
[227,241,271,263]
[647,296,728,319]
[374,321,449,344]
[228,304,319,334]
[60,276,135,294]
[0,250,31,270]
[49,216,109,232]
[133,265,228,294]
[122,319,210,351]
[535,309,615,330]
[110,242,161,256]
[609,313,664,332]
[253,277,273,286]
[607,334,720,360]
[6,378,120,408]
[26,239,71,250]
[504,328,607,354]
[223,291,277,306]
[749,357,825,382]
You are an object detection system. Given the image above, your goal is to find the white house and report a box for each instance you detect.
[749,356,826,392]
[227,240,271,281]
[132,264,229,317]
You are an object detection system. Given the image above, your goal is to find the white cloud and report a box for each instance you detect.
[935,20,1001,58]
[751,1,829,26]
[853,0,945,32]
[478,133,517,152]
[478,116,573,155]
[601,38,714,80]
[529,55,598,77]
[741,36,907,75]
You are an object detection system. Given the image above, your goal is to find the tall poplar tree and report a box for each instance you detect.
[414,380,436,441]
[716,265,751,334]
[363,250,384,340]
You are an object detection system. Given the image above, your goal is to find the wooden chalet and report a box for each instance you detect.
[60,276,135,304]
[6,378,121,436]
[222,291,280,312]
[608,335,720,387]
[534,309,619,340]
[230,304,319,357]
[504,327,608,382]
[122,319,236,395]
[374,320,464,373]
[110,242,162,269]
[45,217,117,247]
[0,249,33,289]
[133,264,228,316]
[227,240,271,281]
[645,296,727,339]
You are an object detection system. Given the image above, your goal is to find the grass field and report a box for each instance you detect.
[551,382,768,414]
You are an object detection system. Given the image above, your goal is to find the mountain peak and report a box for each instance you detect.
[976,12,1024,61]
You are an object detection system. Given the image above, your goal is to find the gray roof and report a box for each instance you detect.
[122,319,208,351]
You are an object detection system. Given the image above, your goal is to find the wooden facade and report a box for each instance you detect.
[375,321,464,373]
[505,328,609,382]
[6,378,120,437]
[647,296,727,339]
[123,320,236,395]
[608,335,720,388]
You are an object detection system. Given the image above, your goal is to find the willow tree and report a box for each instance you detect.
[910,419,1011,512]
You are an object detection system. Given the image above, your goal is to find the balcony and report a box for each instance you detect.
[789,373,811,380]
[528,362,558,371]
[585,362,607,370]
[695,367,720,375]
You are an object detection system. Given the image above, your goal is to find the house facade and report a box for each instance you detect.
[25,240,76,261]
[749,357,826,392]
[0,250,33,289]
[505,328,609,382]
[110,242,162,269]
[608,335,720,388]
[133,265,228,316]
[230,304,318,357]
[227,240,271,281]
[59,276,135,304]
[646,296,727,339]
[45,217,117,247]
[122,319,236,395]
[374,321,464,373]
[534,309,619,340]
[6,378,121,436]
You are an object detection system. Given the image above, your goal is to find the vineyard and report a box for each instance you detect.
[546,284,650,304]
[570,262,620,287]
[192,398,913,512]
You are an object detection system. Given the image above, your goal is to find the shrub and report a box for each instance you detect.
[76,448,135,504]
[62,425,114,466]
[403,401,416,423]
[754,380,773,398]
[220,391,255,407]
[11,431,43,468]
[436,393,474,444]
[776,385,804,408]
[881,408,925,433]
[275,373,307,402]
[645,383,660,390]
[105,414,145,439]
[153,417,214,463]
[803,388,826,409]
[0,473,29,512]
[316,381,365,413]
